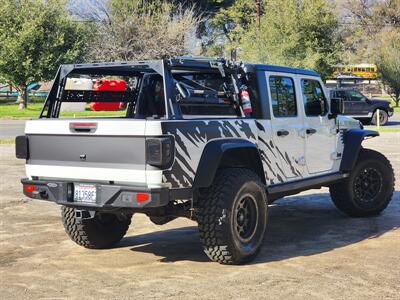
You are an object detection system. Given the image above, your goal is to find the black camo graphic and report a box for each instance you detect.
[161,120,255,188]
[254,120,302,184]
[161,119,300,188]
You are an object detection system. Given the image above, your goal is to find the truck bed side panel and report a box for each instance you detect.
[160,119,287,188]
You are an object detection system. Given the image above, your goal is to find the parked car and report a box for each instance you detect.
[329,88,394,125]
[16,58,395,264]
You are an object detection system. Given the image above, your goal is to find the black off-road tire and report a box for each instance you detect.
[197,168,268,264]
[371,109,388,126]
[61,206,132,249]
[330,148,394,217]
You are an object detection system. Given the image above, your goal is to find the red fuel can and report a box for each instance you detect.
[90,79,127,111]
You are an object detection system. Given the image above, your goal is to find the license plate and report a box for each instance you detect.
[74,184,97,203]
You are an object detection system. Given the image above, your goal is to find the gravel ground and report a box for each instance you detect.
[0,133,399,300]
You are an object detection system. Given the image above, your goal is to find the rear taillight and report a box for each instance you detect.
[146,136,174,168]
[15,135,29,159]
[24,184,36,193]
[136,193,150,202]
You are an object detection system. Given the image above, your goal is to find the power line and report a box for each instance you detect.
[338,22,400,28]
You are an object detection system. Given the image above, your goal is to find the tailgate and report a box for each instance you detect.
[24,119,154,184]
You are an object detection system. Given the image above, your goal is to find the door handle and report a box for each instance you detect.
[69,122,97,133]
[306,128,317,135]
[277,129,289,137]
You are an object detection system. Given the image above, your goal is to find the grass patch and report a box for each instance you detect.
[0,102,44,118]
[382,97,400,112]
[0,138,15,144]
[0,101,126,119]
[377,128,400,133]
[365,126,400,133]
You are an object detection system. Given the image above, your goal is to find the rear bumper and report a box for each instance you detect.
[21,178,171,210]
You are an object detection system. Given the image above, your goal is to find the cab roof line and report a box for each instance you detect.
[250,64,320,77]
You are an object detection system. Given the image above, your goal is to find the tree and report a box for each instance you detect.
[87,0,201,61]
[208,0,257,59]
[344,0,400,105]
[0,0,90,109]
[375,30,400,107]
[239,0,341,78]
[343,0,400,62]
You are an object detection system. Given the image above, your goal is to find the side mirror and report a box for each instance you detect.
[330,97,344,115]
[305,99,325,116]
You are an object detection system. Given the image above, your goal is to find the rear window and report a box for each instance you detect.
[173,72,239,117]
[42,72,166,119]
[56,75,135,118]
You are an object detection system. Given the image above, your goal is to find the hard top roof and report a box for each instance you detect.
[249,64,320,77]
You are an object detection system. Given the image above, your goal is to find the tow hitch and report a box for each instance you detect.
[74,209,96,220]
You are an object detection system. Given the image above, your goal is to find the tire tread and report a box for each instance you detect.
[330,148,395,217]
[61,206,131,249]
[197,168,266,264]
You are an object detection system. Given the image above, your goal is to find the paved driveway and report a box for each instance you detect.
[387,111,400,127]
[0,120,26,139]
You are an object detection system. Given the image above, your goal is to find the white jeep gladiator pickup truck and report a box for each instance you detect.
[16,57,395,264]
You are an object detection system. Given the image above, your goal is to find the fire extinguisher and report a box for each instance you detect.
[240,87,252,116]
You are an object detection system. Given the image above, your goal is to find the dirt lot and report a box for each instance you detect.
[1,133,399,300]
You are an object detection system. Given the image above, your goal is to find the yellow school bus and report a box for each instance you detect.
[332,64,378,79]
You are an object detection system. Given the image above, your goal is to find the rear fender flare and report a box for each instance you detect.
[193,139,265,188]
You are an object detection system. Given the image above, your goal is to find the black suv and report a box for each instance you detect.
[329,88,394,125]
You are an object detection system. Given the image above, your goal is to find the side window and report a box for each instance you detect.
[173,73,238,117]
[269,76,297,117]
[347,90,366,102]
[301,79,328,116]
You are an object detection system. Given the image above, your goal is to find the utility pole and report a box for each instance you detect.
[256,0,261,30]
